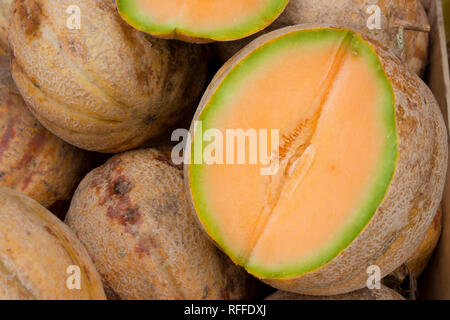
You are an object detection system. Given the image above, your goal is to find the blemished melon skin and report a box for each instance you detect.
[0,56,89,209]
[186,25,448,295]
[65,148,264,300]
[0,0,12,55]
[0,186,106,299]
[8,0,208,153]
[212,0,429,76]
[266,285,405,300]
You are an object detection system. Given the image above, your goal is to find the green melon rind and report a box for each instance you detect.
[116,0,289,41]
[188,28,398,279]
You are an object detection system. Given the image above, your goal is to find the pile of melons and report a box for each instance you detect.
[0,0,446,300]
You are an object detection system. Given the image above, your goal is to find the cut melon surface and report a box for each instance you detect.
[116,0,289,42]
[187,28,398,279]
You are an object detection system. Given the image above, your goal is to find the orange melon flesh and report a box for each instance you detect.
[188,29,397,278]
[117,0,289,41]
[248,55,386,272]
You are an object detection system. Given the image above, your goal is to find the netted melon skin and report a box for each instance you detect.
[65,148,263,300]
[0,186,106,300]
[0,56,88,208]
[212,0,429,76]
[8,0,208,153]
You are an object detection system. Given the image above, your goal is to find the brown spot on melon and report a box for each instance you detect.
[65,148,265,300]
[17,0,42,37]
[0,116,17,157]
[113,179,131,195]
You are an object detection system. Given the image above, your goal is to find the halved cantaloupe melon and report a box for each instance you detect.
[185,26,448,295]
[116,0,289,43]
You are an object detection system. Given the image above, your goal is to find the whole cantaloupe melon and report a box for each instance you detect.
[186,26,447,295]
[0,186,106,299]
[8,0,208,153]
[65,148,264,300]
[212,0,429,75]
[0,56,89,209]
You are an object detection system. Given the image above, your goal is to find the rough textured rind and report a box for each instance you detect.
[212,0,429,76]
[0,56,88,208]
[8,0,208,153]
[387,205,442,285]
[187,25,448,295]
[0,186,106,299]
[65,148,262,300]
[406,205,442,275]
[266,285,405,300]
[0,0,12,55]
